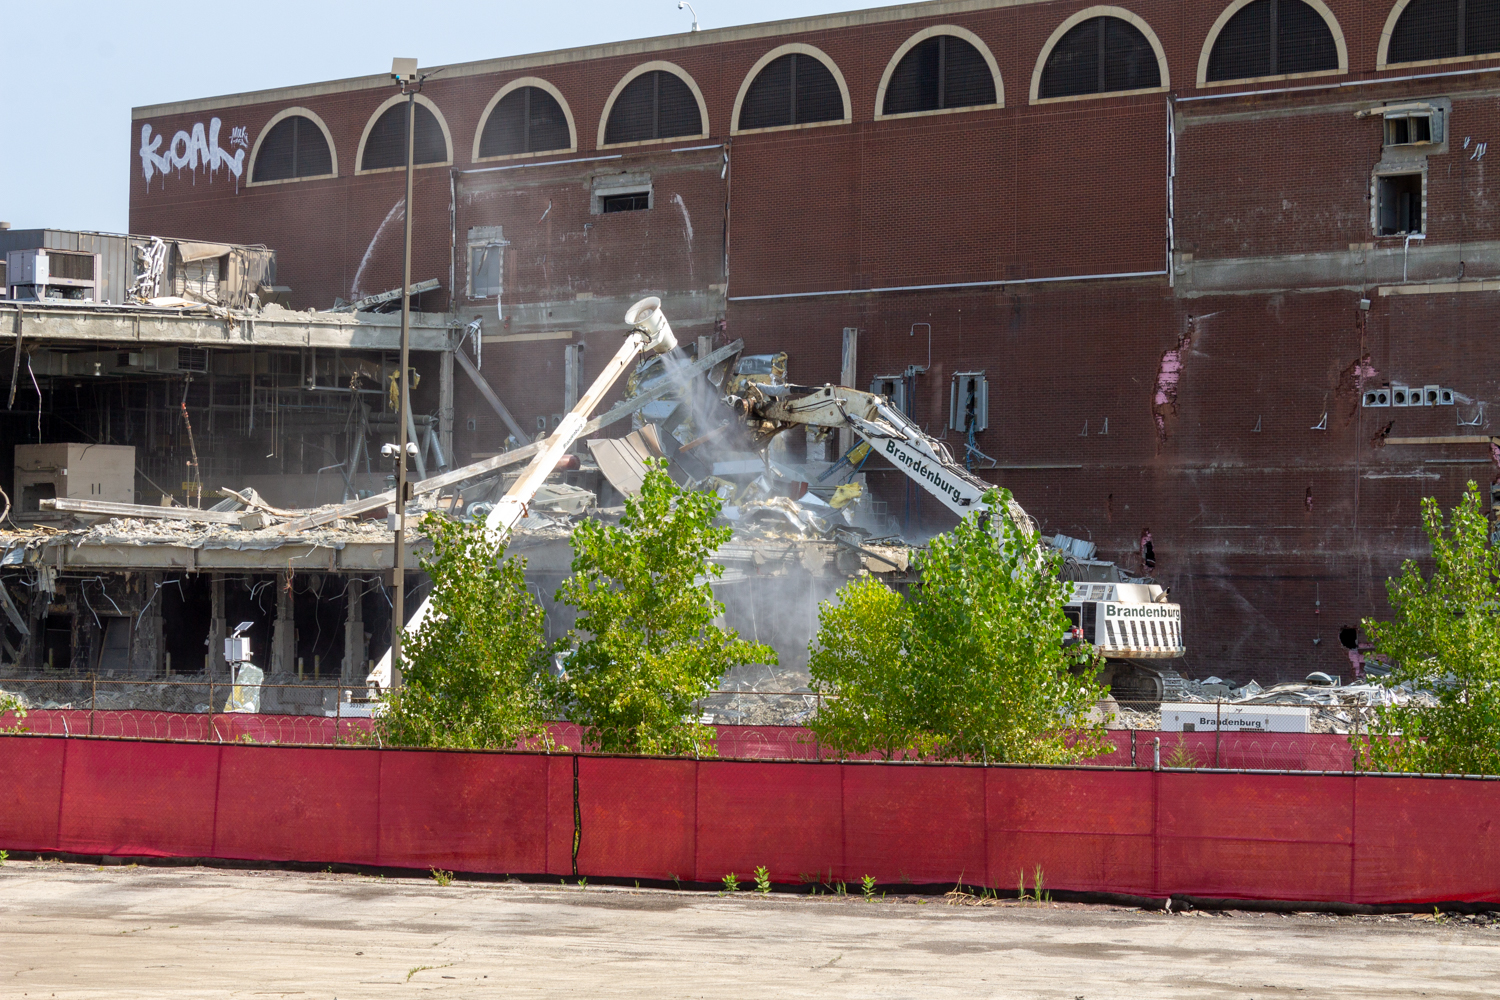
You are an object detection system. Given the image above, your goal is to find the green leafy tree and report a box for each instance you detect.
[379,514,553,749]
[0,692,26,733]
[550,460,775,755]
[808,489,1108,763]
[1360,481,1500,774]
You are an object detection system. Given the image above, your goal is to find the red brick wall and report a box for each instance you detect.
[129,1,1500,683]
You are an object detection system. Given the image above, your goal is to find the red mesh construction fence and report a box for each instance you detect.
[3,734,1498,905]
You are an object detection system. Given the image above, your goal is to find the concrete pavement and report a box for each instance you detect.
[1,860,1496,998]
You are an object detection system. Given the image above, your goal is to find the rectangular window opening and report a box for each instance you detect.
[600,192,651,213]
[1384,110,1440,147]
[1376,173,1424,236]
[465,225,506,300]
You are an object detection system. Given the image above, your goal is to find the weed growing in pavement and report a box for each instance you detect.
[430,868,454,887]
[861,875,877,901]
[1034,865,1050,904]
[406,963,452,982]
[721,872,740,893]
[577,877,588,889]
[754,866,771,894]
[1017,870,1027,902]
[0,850,8,865]
[667,871,681,890]
[835,880,847,897]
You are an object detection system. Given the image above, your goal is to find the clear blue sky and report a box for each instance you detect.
[1,0,877,235]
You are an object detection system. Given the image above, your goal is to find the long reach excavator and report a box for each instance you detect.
[371,300,1184,694]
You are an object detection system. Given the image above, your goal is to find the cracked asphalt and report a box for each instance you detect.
[1,859,1497,997]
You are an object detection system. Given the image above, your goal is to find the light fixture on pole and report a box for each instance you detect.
[389,55,423,692]
[677,1,699,31]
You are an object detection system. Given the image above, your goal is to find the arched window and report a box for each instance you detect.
[1206,0,1340,81]
[1037,15,1162,99]
[602,67,704,145]
[360,101,448,171]
[250,111,335,183]
[1387,0,1500,64]
[882,34,997,115]
[477,84,572,158]
[737,53,845,130]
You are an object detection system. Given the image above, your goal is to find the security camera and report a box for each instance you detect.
[380,442,419,458]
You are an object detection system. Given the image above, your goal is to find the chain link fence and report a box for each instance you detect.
[0,678,1378,771]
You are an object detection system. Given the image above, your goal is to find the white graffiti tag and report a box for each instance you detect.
[138,118,246,184]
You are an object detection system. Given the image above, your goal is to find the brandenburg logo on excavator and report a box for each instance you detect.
[884,439,969,506]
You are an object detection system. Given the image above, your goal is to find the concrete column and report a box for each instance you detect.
[840,327,858,456]
[438,347,454,472]
[271,573,295,676]
[208,575,226,677]
[564,343,582,413]
[342,577,365,683]
[130,572,162,676]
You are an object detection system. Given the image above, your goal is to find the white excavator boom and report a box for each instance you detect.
[369,297,678,690]
[733,381,1186,660]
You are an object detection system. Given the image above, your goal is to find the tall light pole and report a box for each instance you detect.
[389,56,423,691]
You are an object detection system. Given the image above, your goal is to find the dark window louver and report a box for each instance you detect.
[478,86,571,157]
[1206,0,1339,81]
[738,53,845,130]
[177,348,208,373]
[361,103,448,171]
[604,70,703,144]
[882,35,997,115]
[1389,0,1500,64]
[252,115,334,182]
[1038,16,1161,99]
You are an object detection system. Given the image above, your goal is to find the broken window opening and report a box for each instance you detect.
[1206,0,1340,82]
[1376,172,1425,236]
[1383,107,1443,146]
[466,226,507,301]
[1389,0,1500,64]
[601,192,651,213]
[1039,16,1161,99]
[882,34,997,115]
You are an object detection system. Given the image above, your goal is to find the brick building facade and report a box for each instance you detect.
[131,0,1500,683]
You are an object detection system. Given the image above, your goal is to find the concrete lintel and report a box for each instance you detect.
[1174,240,1500,296]
[39,539,426,572]
[0,304,453,353]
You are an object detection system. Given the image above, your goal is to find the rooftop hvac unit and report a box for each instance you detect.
[869,375,907,414]
[949,371,989,433]
[5,248,100,301]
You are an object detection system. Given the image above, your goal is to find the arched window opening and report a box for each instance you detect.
[738,54,844,130]
[361,103,447,171]
[252,115,333,182]
[1038,16,1161,98]
[883,35,996,115]
[1388,0,1500,64]
[1207,0,1339,81]
[604,70,702,144]
[478,86,571,157]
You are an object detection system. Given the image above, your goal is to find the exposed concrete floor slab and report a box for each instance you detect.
[0,860,1496,998]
